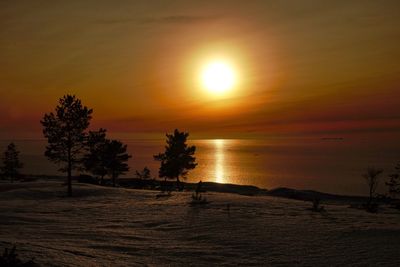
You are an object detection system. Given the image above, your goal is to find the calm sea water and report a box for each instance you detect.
[1,138,399,196]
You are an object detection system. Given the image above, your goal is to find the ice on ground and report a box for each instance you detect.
[0,182,399,266]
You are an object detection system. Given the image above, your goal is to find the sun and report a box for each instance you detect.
[201,61,236,94]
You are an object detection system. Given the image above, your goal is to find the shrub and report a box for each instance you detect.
[309,198,325,212]
[190,181,208,206]
[362,166,383,211]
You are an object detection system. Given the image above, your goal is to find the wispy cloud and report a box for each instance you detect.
[96,15,223,25]
[140,15,223,24]
[95,18,136,25]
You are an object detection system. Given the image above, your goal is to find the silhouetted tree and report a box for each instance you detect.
[41,95,93,196]
[103,139,131,187]
[135,167,151,180]
[1,143,23,182]
[386,162,400,199]
[362,166,383,208]
[154,129,197,190]
[83,128,108,184]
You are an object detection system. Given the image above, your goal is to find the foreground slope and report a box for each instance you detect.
[0,182,399,266]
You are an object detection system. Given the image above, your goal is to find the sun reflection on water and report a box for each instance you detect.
[214,139,225,183]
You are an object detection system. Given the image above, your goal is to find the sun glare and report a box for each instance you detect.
[214,139,225,183]
[201,61,235,94]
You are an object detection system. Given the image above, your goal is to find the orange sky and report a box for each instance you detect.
[1,1,400,139]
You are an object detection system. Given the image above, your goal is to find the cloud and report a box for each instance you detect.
[95,18,137,25]
[140,15,223,24]
[96,15,223,25]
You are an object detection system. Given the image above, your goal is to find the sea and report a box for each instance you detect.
[1,137,399,196]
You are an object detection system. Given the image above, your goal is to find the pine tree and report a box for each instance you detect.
[154,129,197,190]
[41,95,93,196]
[103,140,131,187]
[83,129,108,184]
[1,143,23,182]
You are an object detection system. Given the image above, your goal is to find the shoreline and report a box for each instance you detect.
[0,174,377,204]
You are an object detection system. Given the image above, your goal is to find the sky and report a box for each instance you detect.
[1,0,400,139]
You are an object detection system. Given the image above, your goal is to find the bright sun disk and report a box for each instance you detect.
[201,61,235,94]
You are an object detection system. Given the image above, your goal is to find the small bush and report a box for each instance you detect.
[191,192,205,202]
[190,181,208,206]
[135,167,151,180]
[310,198,324,212]
[190,192,208,206]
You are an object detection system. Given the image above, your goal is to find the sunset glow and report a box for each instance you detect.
[1,2,400,265]
[0,1,399,140]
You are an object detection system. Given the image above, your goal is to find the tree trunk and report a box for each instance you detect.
[176,176,182,191]
[368,186,373,207]
[67,165,72,197]
[100,175,104,185]
[67,147,72,197]
[112,173,116,187]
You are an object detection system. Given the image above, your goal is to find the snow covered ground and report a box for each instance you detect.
[0,181,400,266]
